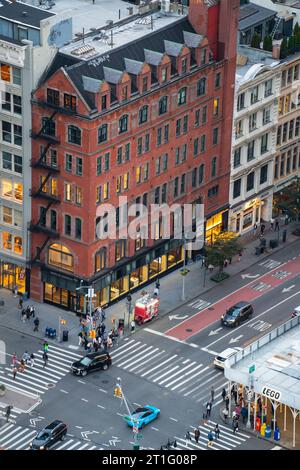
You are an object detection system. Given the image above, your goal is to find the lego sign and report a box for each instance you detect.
[262,387,281,401]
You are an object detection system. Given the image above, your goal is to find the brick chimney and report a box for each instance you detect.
[272,44,281,60]
[188,0,220,59]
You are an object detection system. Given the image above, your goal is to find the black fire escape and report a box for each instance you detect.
[29,111,61,265]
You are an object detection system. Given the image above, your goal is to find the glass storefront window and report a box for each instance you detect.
[167,247,182,268]
[110,276,128,301]
[44,283,69,308]
[149,257,162,279]
[129,265,148,289]
[0,263,25,292]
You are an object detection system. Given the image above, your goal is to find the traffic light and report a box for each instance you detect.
[114,386,122,398]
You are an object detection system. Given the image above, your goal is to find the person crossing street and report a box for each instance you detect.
[185,430,192,447]
[211,386,215,402]
[194,427,200,444]
[42,352,48,368]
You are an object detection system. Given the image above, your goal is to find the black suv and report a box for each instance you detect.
[71,352,112,377]
[221,301,253,327]
[30,420,67,450]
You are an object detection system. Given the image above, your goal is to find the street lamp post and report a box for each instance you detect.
[182,237,187,301]
[126,294,132,328]
[76,281,94,317]
[116,377,140,450]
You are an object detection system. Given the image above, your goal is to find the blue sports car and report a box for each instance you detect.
[123,405,160,428]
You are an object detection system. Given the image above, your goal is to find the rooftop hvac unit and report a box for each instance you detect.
[161,0,170,12]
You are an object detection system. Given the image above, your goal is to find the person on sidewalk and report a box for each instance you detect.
[260,224,265,236]
[285,214,289,225]
[225,395,230,410]
[130,320,136,334]
[237,251,242,262]
[223,408,229,422]
[270,218,274,231]
[241,406,247,424]
[233,419,239,434]
[275,219,279,232]
[214,424,220,440]
[253,223,258,237]
[221,388,226,402]
[33,317,39,332]
[194,428,200,444]
[18,296,23,309]
[21,308,26,323]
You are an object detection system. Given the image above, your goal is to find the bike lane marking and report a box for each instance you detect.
[164,257,300,341]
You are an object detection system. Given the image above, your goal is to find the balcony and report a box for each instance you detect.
[29,222,59,238]
[30,190,61,203]
[30,159,60,173]
[30,130,60,144]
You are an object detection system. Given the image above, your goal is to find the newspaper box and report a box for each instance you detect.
[134,294,159,325]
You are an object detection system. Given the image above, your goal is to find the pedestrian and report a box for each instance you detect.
[31,305,35,318]
[185,430,192,447]
[26,306,31,320]
[206,401,212,418]
[211,386,215,402]
[194,427,200,444]
[285,214,289,225]
[221,388,226,402]
[233,419,239,434]
[202,411,208,423]
[207,431,214,447]
[5,405,12,423]
[12,352,17,367]
[33,317,39,332]
[253,223,257,236]
[223,408,229,422]
[78,331,83,346]
[260,223,265,236]
[130,320,135,334]
[21,308,26,322]
[107,336,113,348]
[214,424,220,440]
[22,351,30,364]
[42,352,48,368]
[153,286,159,297]
[18,296,23,309]
[101,308,106,323]
[237,251,242,262]
[241,406,247,424]
[275,219,279,232]
[12,366,17,380]
[29,353,35,367]
[270,217,274,231]
[18,359,25,372]
[43,341,49,353]
[225,395,230,410]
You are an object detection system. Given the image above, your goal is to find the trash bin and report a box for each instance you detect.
[269,239,278,249]
[265,425,272,439]
[260,423,266,437]
[274,427,281,441]
[49,328,56,339]
[255,246,261,256]
[255,417,261,431]
[282,229,287,243]
[118,318,125,330]
[62,330,68,342]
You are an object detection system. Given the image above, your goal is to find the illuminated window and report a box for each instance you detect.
[95,247,107,272]
[40,176,47,193]
[51,179,57,196]
[116,176,121,193]
[136,166,141,184]
[213,98,220,116]
[285,95,290,114]
[2,206,12,224]
[65,183,72,201]
[64,94,77,112]
[1,64,10,82]
[2,232,12,250]
[2,180,13,199]
[48,243,73,271]
[14,183,23,202]
[14,236,22,255]
[75,187,82,205]
[103,182,109,200]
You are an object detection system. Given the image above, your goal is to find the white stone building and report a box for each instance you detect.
[0,2,65,294]
[229,46,281,235]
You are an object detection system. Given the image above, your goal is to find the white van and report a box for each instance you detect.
[213,347,242,369]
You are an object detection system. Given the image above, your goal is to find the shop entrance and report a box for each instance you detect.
[0,262,26,293]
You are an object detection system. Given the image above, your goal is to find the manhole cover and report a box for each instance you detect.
[102,380,109,384]
[47,383,55,388]
[186,328,193,332]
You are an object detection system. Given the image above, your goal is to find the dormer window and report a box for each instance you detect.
[122,86,128,102]
[101,94,107,111]
[182,58,187,74]
[64,94,76,112]
[161,67,168,83]
[142,76,148,93]
[47,88,59,106]
[201,48,207,65]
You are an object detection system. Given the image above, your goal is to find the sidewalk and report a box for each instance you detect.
[0,221,299,349]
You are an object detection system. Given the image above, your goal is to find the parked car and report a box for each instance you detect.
[29,420,67,450]
[71,352,111,377]
[221,301,253,327]
[214,347,242,369]
[123,405,160,428]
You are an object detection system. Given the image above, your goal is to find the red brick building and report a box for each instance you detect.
[29,0,239,312]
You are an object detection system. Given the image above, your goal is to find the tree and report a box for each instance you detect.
[251,32,261,49]
[280,37,288,59]
[263,35,273,52]
[205,232,243,281]
[288,35,296,54]
[275,179,300,220]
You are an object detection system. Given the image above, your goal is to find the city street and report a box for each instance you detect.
[1,246,299,450]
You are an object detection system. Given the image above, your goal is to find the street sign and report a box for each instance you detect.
[249,364,256,374]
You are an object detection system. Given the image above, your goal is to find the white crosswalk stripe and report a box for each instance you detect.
[111,340,228,402]
[0,424,103,450]
[188,299,211,310]
[0,344,82,397]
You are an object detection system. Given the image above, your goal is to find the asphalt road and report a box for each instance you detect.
[1,245,298,451]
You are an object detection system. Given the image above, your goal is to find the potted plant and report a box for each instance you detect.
[0,383,6,397]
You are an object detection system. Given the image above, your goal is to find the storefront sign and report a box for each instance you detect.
[262,386,281,400]
[244,199,259,211]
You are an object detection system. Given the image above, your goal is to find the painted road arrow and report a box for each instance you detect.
[169,314,189,321]
[282,285,295,293]
[29,417,44,427]
[241,273,260,280]
[229,335,243,344]
[81,430,99,440]
[208,327,223,336]
[109,437,121,446]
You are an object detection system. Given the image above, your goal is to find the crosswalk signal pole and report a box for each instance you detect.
[115,377,140,450]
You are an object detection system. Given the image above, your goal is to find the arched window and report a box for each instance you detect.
[139,105,148,124]
[95,247,107,273]
[68,125,81,145]
[177,87,187,106]
[159,96,168,115]
[119,114,128,134]
[48,243,73,271]
[197,78,206,97]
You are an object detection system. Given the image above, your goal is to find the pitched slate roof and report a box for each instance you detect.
[124,58,144,75]
[164,40,183,57]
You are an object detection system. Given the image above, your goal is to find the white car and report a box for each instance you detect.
[213,347,242,370]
